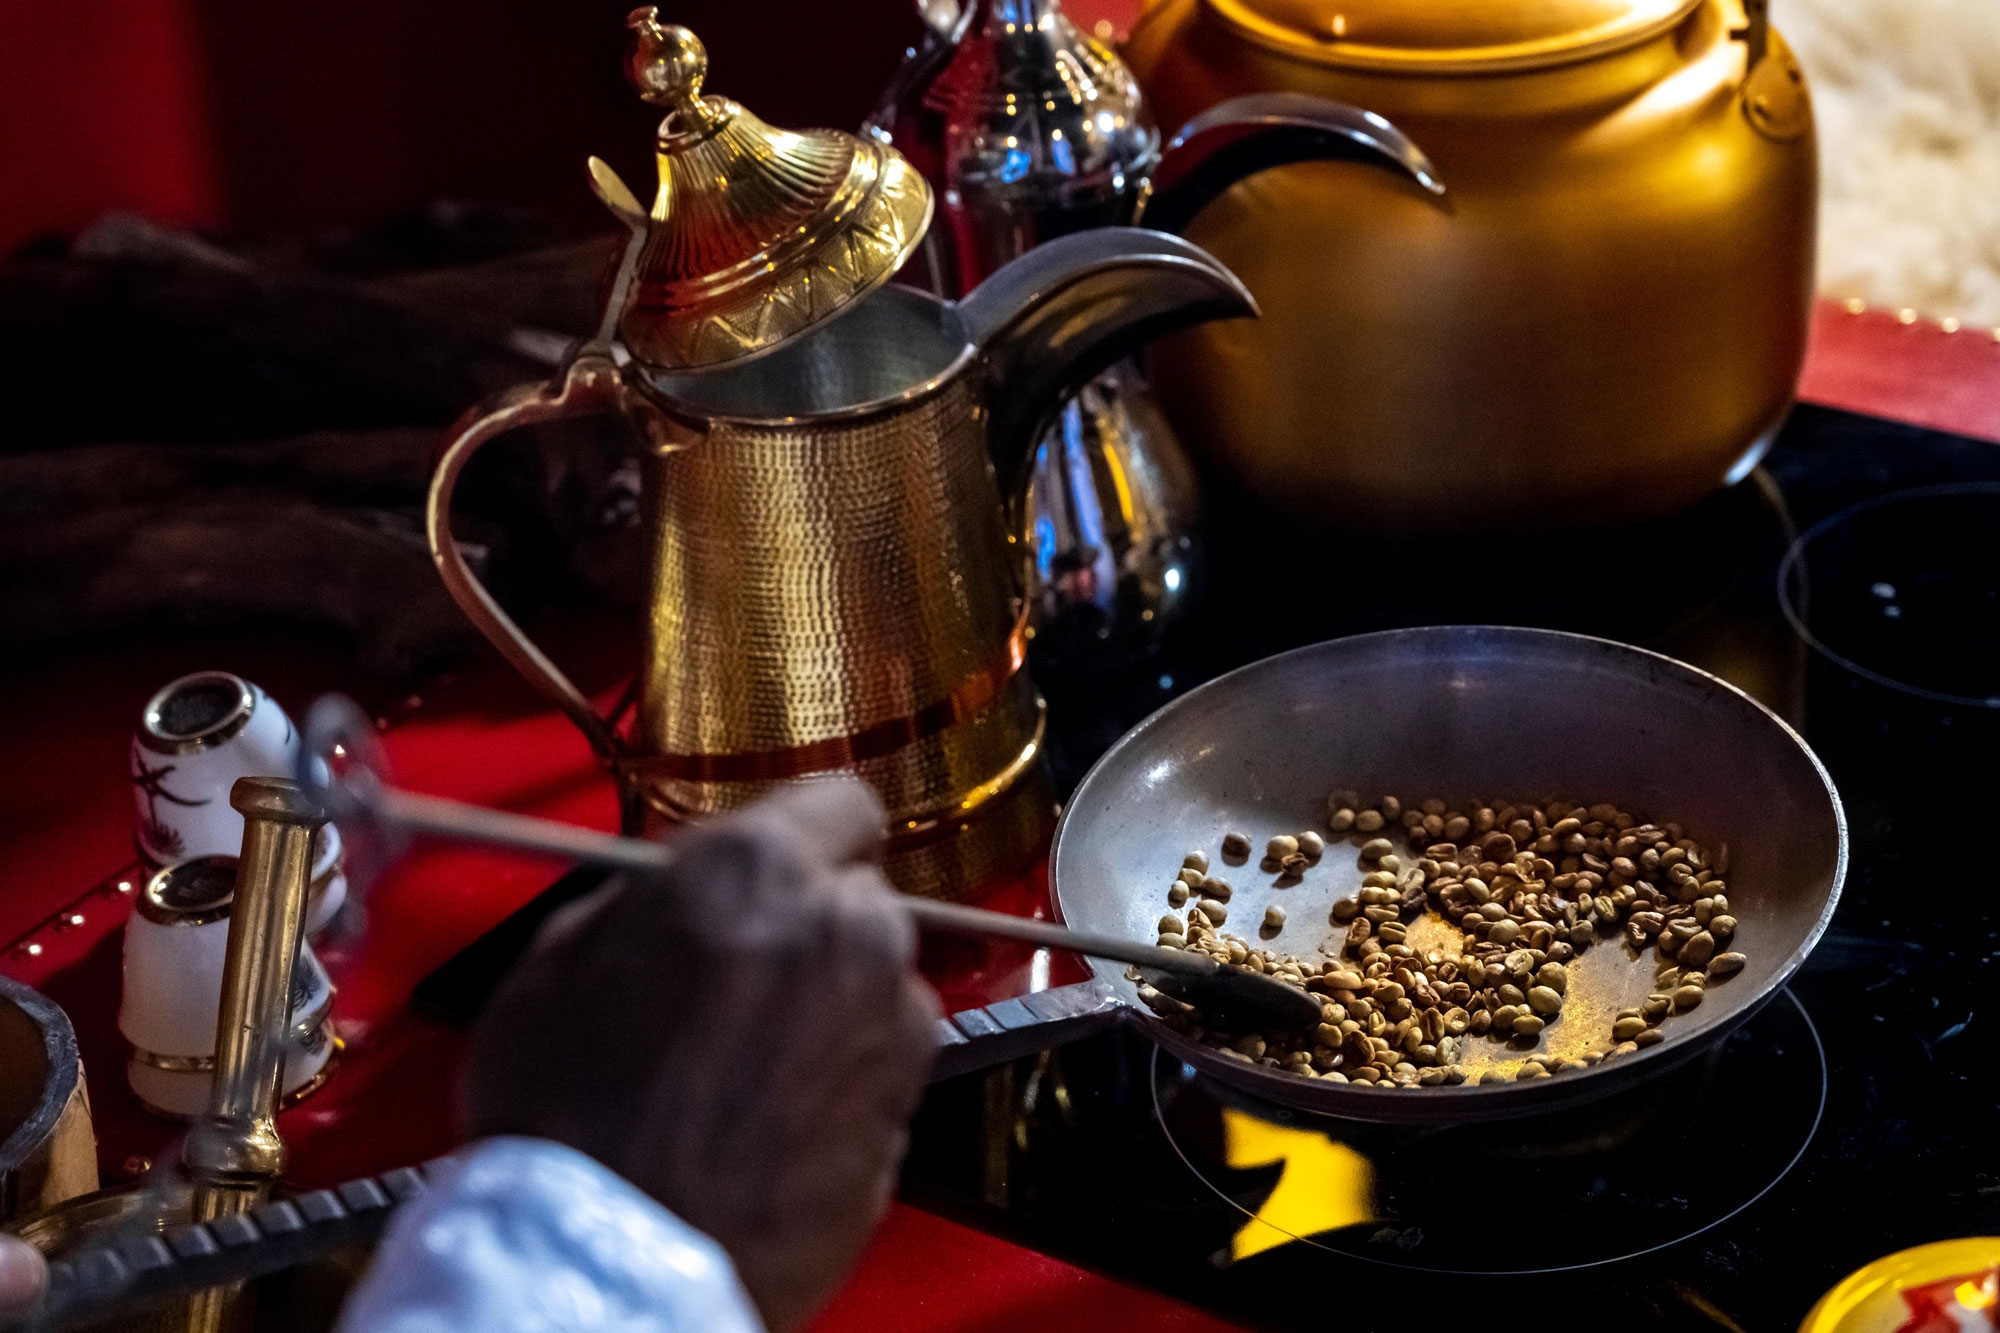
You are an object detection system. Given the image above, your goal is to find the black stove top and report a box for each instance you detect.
[900,404,2000,1332]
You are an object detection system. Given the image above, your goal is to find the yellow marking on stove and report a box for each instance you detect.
[1221,1109,1373,1261]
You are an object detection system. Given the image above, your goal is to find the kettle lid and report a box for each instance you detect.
[612,10,934,372]
[1203,0,1701,73]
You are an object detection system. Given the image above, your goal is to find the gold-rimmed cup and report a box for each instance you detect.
[119,857,337,1119]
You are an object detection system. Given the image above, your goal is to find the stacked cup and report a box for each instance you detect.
[121,671,344,1117]
[129,671,346,934]
[120,857,339,1118]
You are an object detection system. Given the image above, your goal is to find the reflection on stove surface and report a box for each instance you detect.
[1151,991,1825,1274]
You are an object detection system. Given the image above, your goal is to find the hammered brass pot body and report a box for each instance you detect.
[628,367,1051,897]
[1123,0,1817,525]
[427,229,1257,901]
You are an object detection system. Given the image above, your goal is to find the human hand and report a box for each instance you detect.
[461,781,939,1332]
[0,1236,46,1318]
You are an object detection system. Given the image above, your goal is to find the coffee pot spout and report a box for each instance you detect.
[956,227,1257,495]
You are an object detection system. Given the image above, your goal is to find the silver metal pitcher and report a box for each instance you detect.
[867,0,1440,663]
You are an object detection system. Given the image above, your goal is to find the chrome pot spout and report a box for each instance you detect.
[958,228,1257,497]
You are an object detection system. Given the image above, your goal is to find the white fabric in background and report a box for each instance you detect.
[1784,0,2000,327]
[334,1138,765,1333]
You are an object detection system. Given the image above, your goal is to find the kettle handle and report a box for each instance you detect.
[425,354,634,769]
[1137,93,1446,236]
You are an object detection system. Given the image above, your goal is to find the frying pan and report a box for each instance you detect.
[1051,626,1846,1123]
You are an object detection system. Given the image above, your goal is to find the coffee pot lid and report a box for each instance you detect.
[611,10,933,371]
[1203,0,1701,73]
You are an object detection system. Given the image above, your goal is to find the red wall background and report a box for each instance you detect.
[0,0,1135,253]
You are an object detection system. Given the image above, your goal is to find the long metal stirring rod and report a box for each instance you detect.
[302,692,1321,1031]
[373,784,1224,980]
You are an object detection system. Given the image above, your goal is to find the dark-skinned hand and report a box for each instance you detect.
[462,780,939,1332]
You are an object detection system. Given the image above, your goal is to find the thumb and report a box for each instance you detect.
[0,1236,46,1315]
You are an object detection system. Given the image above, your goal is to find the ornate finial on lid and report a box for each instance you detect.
[599,15,934,372]
[625,10,726,134]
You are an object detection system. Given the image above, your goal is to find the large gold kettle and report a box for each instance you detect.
[1123,0,1815,524]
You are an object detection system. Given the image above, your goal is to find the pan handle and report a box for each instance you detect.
[930,979,1131,1081]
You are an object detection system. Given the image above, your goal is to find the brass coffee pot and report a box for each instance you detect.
[1124,0,1817,526]
[425,14,1258,897]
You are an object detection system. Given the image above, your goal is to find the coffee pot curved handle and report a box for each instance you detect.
[1137,93,1447,236]
[425,356,634,767]
[956,227,1258,497]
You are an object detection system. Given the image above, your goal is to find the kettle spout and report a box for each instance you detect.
[956,227,1257,494]
[1140,93,1446,236]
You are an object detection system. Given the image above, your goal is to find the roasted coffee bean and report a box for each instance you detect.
[1222,832,1252,859]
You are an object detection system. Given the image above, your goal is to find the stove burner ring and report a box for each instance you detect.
[1149,989,1826,1276]
[1780,480,2000,709]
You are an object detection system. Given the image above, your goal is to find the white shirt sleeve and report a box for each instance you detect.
[333,1137,766,1333]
